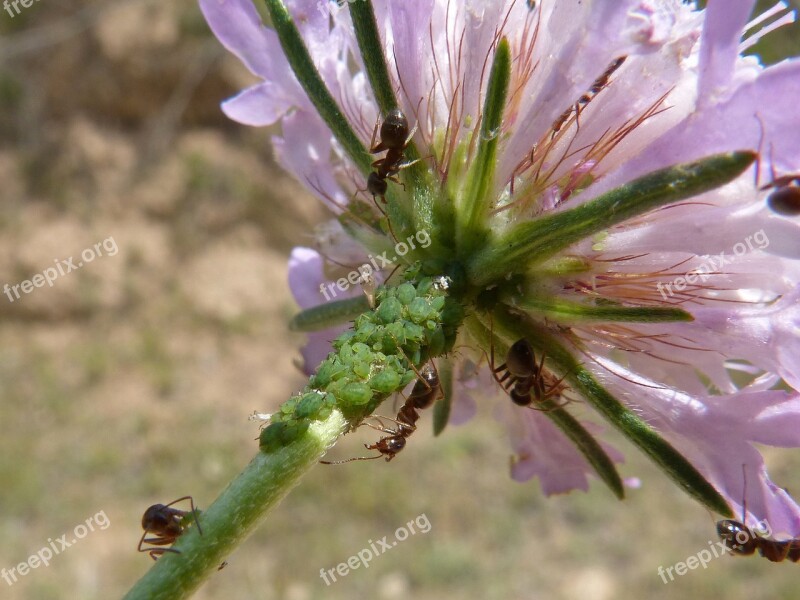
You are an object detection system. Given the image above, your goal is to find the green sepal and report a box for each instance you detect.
[507,295,694,323]
[468,151,757,286]
[458,38,511,253]
[491,307,733,517]
[262,0,371,175]
[289,296,371,332]
[432,356,454,436]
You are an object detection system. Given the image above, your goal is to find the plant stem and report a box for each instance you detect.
[123,411,347,600]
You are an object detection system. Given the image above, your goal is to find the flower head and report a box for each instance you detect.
[202,0,800,531]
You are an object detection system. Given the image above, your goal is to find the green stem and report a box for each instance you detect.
[467,151,756,286]
[123,411,348,600]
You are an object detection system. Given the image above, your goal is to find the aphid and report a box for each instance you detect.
[138,496,202,560]
[367,108,418,202]
[491,338,567,408]
[321,362,442,464]
[762,173,800,216]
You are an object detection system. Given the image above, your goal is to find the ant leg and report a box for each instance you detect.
[320,454,382,465]
[369,114,384,153]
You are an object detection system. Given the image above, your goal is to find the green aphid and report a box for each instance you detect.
[281,420,310,444]
[337,342,355,365]
[377,296,403,324]
[369,368,401,393]
[396,282,417,305]
[402,321,426,343]
[416,278,434,295]
[311,360,347,389]
[332,330,356,350]
[259,423,288,452]
[295,392,326,419]
[407,297,432,323]
[430,295,446,311]
[353,359,371,380]
[280,397,299,415]
[353,320,378,343]
[339,381,373,406]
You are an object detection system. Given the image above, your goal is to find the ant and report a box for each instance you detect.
[366,108,418,202]
[491,338,568,409]
[138,496,202,560]
[551,56,626,136]
[717,466,800,562]
[321,362,442,464]
[762,173,800,216]
[717,520,800,562]
[753,118,800,217]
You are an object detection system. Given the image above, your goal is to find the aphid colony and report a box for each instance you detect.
[259,276,461,453]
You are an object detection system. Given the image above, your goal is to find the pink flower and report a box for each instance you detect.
[202,0,800,527]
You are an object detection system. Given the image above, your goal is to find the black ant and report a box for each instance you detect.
[138,496,202,560]
[762,173,800,216]
[717,520,800,562]
[366,108,418,202]
[321,362,442,464]
[491,338,568,408]
[717,466,800,562]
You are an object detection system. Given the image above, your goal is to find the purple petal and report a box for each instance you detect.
[697,0,757,108]
[288,247,351,374]
[498,401,625,496]
[588,355,800,535]
[221,83,295,126]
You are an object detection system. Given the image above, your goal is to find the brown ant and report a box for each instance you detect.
[551,56,626,136]
[366,108,418,202]
[717,466,800,562]
[717,520,800,562]
[491,338,568,409]
[762,173,800,216]
[138,496,202,560]
[320,362,442,464]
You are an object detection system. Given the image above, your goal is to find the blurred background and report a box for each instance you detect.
[0,1,799,598]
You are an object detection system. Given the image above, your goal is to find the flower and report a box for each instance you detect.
[202,0,800,530]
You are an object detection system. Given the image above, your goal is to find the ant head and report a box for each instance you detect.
[142,504,172,530]
[380,109,410,150]
[367,172,388,196]
[717,519,758,555]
